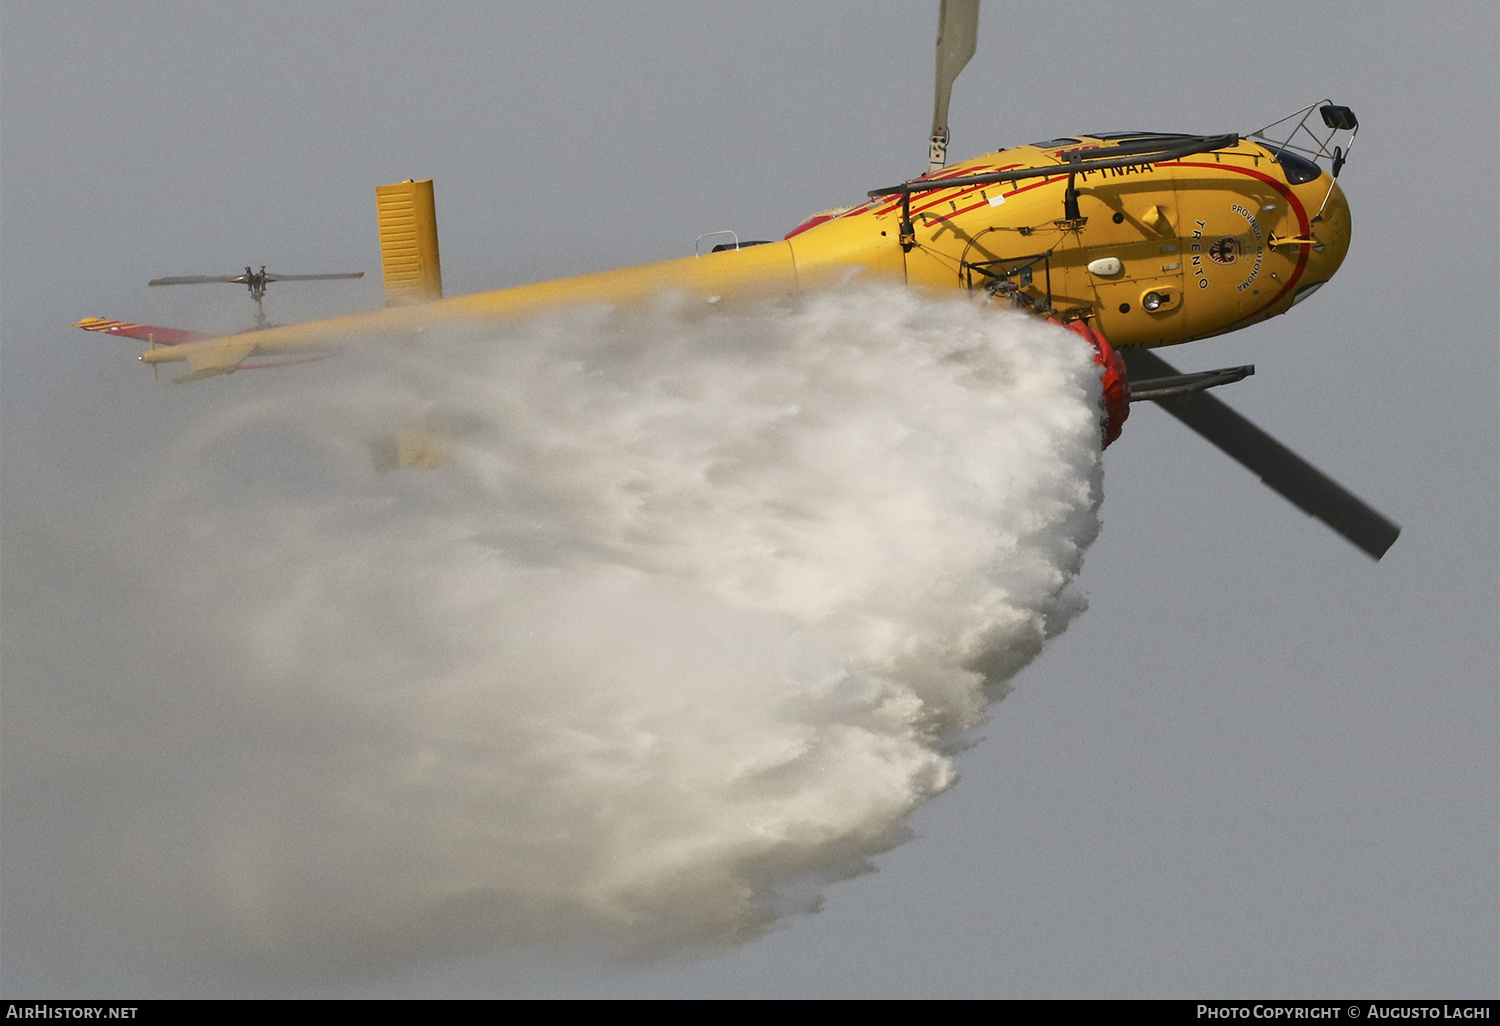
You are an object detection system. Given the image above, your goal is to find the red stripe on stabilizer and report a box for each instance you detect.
[73,318,213,346]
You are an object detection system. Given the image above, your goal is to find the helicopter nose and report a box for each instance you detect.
[1297,178,1351,298]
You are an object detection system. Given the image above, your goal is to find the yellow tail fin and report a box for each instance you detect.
[375,179,444,306]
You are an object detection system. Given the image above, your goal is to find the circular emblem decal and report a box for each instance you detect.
[1208,236,1239,264]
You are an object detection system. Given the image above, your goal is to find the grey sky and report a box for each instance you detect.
[2,0,1496,998]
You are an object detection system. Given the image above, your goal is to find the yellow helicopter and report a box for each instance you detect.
[73,0,1396,559]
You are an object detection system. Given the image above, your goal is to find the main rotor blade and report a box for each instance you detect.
[1121,347,1400,560]
[148,275,247,286]
[930,0,979,172]
[260,272,364,282]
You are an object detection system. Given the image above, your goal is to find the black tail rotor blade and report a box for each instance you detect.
[1121,347,1400,560]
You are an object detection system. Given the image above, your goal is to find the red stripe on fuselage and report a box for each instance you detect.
[871,163,1024,218]
[880,168,1072,224]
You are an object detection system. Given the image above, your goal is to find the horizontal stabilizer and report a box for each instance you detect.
[138,337,258,382]
[73,317,212,347]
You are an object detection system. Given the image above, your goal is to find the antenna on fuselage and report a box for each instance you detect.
[929,0,980,174]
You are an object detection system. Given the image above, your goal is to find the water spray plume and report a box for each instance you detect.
[9,288,1107,975]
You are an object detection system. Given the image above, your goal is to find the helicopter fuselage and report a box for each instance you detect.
[135,133,1348,377]
[787,132,1350,349]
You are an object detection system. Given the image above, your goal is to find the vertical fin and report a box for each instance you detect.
[375,179,444,305]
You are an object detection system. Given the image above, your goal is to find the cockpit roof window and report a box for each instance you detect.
[1274,149,1323,185]
[1029,137,1080,148]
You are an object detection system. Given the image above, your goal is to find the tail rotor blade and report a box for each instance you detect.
[260,272,364,283]
[148,275,246,286]
[150,272,363,285]
[930,0,980,173]
[1121,347,1400,560]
